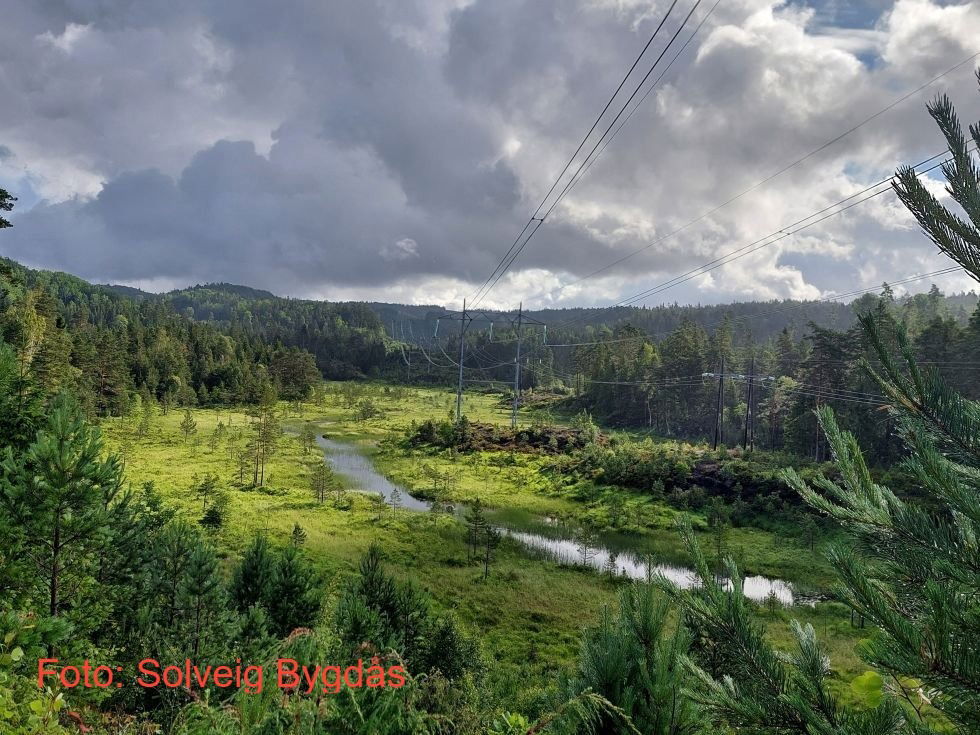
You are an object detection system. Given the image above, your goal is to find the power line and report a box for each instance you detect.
[468,0,685,306]
[514,51,979,308]
[529,2,684,222]
[455,265,962,392]
[472,263,965,352]
[471,0,708,307]
[432,272,971,390]
[511,267,962,368]
[551,149,970,329]
[537,0,708,223]
[554,0,724,207]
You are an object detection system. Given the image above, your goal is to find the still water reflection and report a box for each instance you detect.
[316,435,796,604]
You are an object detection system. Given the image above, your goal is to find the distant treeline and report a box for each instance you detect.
[369,288,977,344]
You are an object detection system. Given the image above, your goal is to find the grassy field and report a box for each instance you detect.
[101,383,880,711]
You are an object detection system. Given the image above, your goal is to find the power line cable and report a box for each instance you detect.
[553,0,724,206]
[473,0,707,307]
[515,51,980,308]
[468,0,685,305]
[551,149,970,329]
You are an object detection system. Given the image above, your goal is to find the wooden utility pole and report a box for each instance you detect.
[511,302,523,428]
[743,355,755,451]
[713,355,725,450]
[749,356,756,451]
[398,322,411,382]
[456,299,468,422]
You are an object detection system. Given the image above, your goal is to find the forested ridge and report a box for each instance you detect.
[0,257,364,414]
[361,292,979,342]
[6,252,980,470]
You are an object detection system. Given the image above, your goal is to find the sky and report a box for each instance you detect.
[0,0,978,310]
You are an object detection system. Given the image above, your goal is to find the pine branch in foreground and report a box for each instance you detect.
[658,524,911,734]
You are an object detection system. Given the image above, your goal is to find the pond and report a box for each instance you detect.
[316,435,797,604]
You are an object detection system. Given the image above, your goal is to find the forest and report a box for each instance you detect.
[0,77,979,735]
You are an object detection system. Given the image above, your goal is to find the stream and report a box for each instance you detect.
[316,435,798,605]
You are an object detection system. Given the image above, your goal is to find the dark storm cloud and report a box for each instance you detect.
[0,0,978,306]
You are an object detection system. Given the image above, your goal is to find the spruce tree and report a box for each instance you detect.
[198,504,225,532]
[190,472,219,511]
[0,339,44,451]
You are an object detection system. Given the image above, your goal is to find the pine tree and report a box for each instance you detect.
[464,499,487,561]
[572,583,695,735]
[0,187,15,229]
[234,444,251,486]
[264,546,321,637]
[482,525,501,581]
[800,514,818,551]
[575,524,599,567]
[775,327,800,378]
[369,492,387,522]
[0,394,125,621]
[179,543,227,658]
[787,74,980,732]
[299,422,317,454]
[230,535,275,614]
[892,75,980,279]
[208,420,226,452]
[333,480,348,508]
[290,522,307,547]
[137,397,155,439]
[249,395,279,486]
[150,521,198,627]
[179,408,197,443]
[660,525,906,733]
[310,461,329,503]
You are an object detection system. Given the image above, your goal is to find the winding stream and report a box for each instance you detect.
[316,435,798,604]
